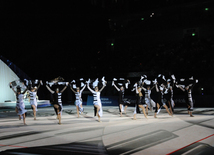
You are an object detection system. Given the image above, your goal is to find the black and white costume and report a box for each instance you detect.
[112,79,130,112]
[176,77,198,112]
[46,84,68,115]
[70,80,86,114]
[28,83,41,111]
[142,81,156,109]
[133,84,145,114]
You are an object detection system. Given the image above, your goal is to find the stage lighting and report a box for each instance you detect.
[111,43,114,46]
[205,8,209,11]
[192,33,196,36]
[141,18,144,20]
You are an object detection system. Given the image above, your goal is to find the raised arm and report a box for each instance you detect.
[87,83,95,93]
[155,84,159,92]
[80,84,86,93]
[60,83,68,93]
[113,82,120,91]
[35,81,41,92]
[10,83,17,94]
[99,82,107,92]
[70,85,76,93]
[150,85,155,90]
[46,85,54,94]
[176,85,185,91]
[22,88,28,94]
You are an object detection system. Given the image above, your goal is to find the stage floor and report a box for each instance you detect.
[0,106,214,155]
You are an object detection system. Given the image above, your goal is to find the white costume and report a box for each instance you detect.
[87,84,105,117]
[17,94,27,115]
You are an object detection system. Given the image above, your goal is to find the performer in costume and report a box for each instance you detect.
[46,82,68,125]
[10,82,28,125]
[154,83,172,118]
[166,75,176,115]
[133,83,147,120]
[27,80,42,120]
[87,78,107,122]
[112,78,130,117]
[177,77,198,117]
[153,74,172,118]
[141,80,156,115]
[70,79,86,118]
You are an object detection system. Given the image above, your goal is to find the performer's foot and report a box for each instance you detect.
[133,117,136,120]
[190,115,194,117]
[24,123,27,125]
[34,117,36,120]
[58,123,62,125]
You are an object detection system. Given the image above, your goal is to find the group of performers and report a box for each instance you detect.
[9,74,198,125]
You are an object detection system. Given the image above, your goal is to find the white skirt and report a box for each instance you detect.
[17,102,27,115]
[94,100,103,117]
[145,98,156,107]
[30,99,38,111]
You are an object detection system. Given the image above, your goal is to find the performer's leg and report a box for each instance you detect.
[94,105,101,122]
[146,105,148,115]
[76,105,79,118]
[32,105,36,120]
[16,107,21,120]
[54,104,61,123]
[189,101,194,117]
[139,105,147,119]
[119,104,123,117]
[124,105,128,114]
[168,100,173,116]
[58,113,61,124]
[154,103,160,118]
[163,105,172,116]
[133,113,137,120]
[22,113,26,125]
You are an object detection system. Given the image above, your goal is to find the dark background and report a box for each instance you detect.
[1,0,214,105]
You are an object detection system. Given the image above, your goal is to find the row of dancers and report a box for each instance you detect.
[9,74,198,125]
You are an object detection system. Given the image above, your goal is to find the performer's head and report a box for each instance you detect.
[76,87,80,92]
[137,86,141,91]
[55,88,59,93]
[95,86,99,92]
[120,86,124,91]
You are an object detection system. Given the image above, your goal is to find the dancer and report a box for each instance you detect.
[87,79,107,122]
[164,80,174,116]
[10,82,28,125]
[177,78,198,117]
[167,77,176,115]
[133,83,147,120]
[70,82,86,118]
[154,83,172,118]
[112,79,130,116]
[28,80,42,120]
[141,80,156,115]
[46,82,68,124]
